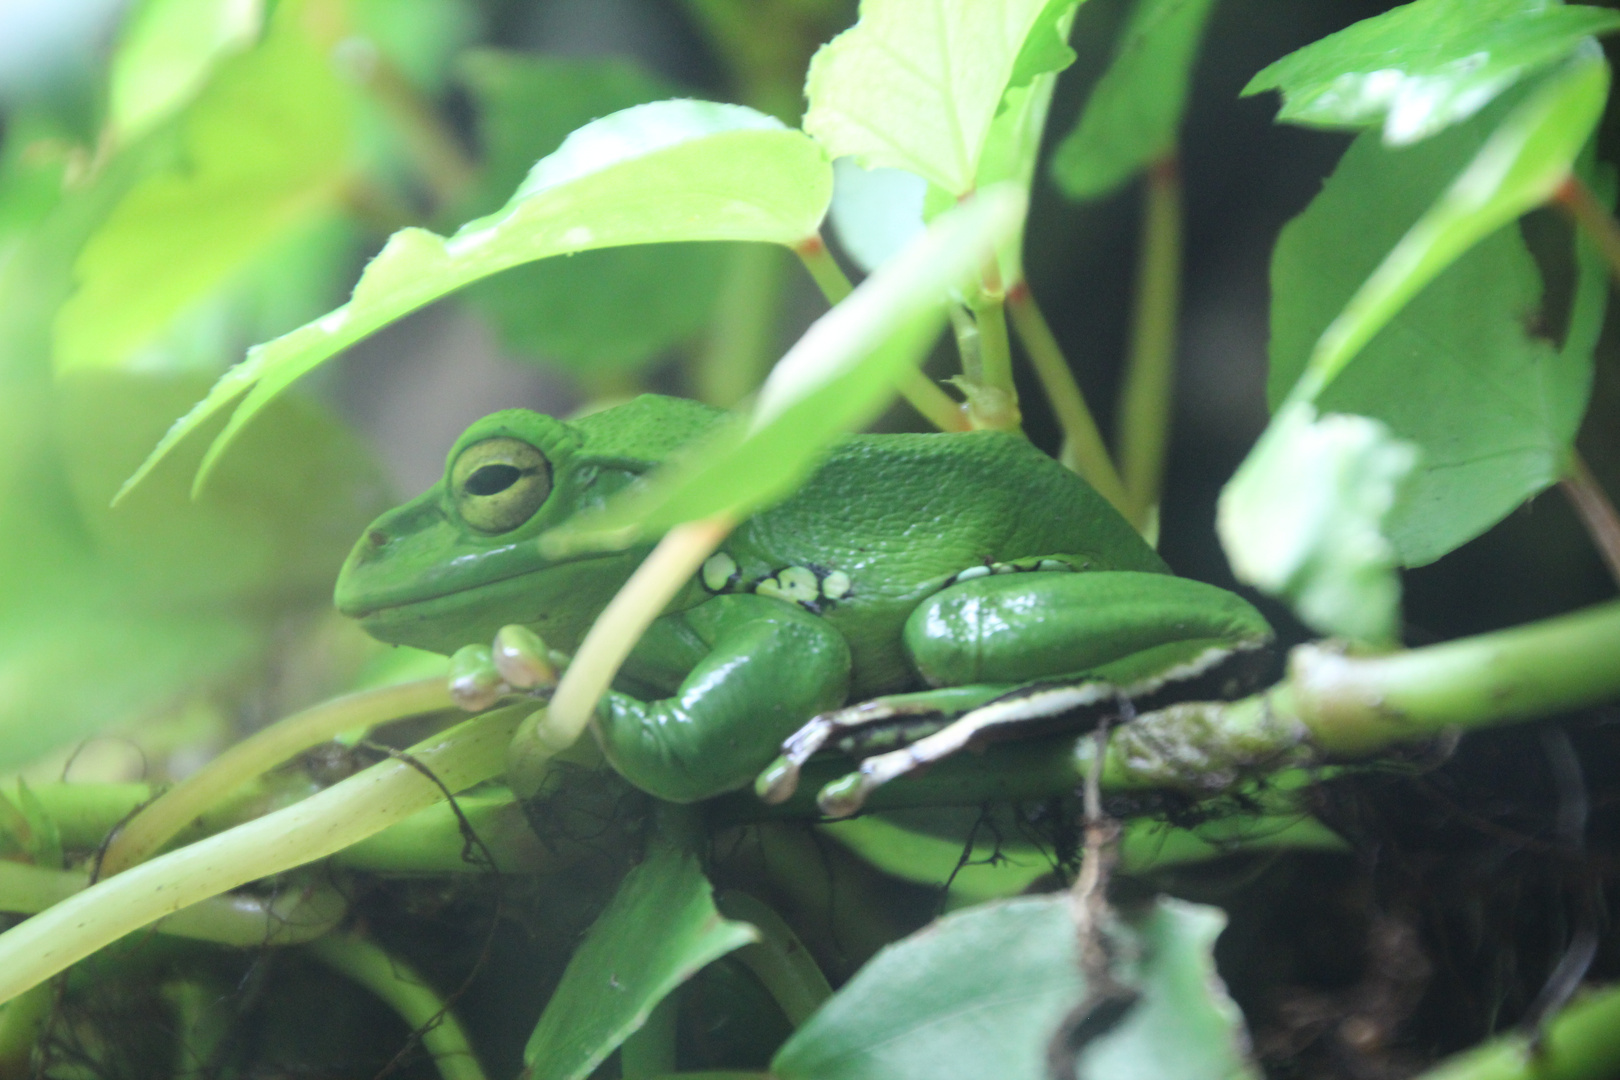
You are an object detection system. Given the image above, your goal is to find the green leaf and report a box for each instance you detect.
[55,3,353,372]
[456,52,725,372]
[106,0,265,148]
[771,894,1256,1080]
[1051,0,1218,200]
[1217,401,1417,646]
[1269,61,1608,565]
[348,0,482,94]
[120,98,833,501]
[802,0,1076,195]
[1244,0,1620,145]
[1298,49,1608,398]
[539,185,1026,556]
[1009,0,1082,88]
[521,842,759,1080]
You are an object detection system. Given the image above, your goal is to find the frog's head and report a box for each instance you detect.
[335,409,646,656]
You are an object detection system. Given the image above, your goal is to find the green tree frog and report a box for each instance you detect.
[335,395,1272,814]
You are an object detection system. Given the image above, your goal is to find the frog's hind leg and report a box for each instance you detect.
[810,569,1273,816]
[813,682,1121,817]
[755,685,1013,804]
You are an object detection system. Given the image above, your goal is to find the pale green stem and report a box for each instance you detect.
[1560,451,1620,589]
[715,892,832,1026]
[620,994,679,1079]
[1005,282,1130,514]
[0,707,522,1006]
[792,235,969,433]
[101,677,455,876]
[306,933,488,1080]
[0,861,346,947]
[1414,980,1620,1080]
[696,244,789,408]
[1116,156,1184,531]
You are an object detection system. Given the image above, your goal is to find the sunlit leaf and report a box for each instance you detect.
[1268,61,1608,566]
[1218,402,1416,646]
[539,186,1026,556]
[56,3,353,372]
[1244,0,1620,145]
[106,0,264,148]
[521,841,759,1080]
[1051,0,1217,200]
[456,52,725,372]
[771,894,1256,1080]
[119,99,833,501]
[802,0,1076,195]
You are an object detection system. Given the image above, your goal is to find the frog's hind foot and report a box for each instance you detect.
[755,686,1010,805]
[814,681,1124,818]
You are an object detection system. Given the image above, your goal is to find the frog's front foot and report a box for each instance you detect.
[448,625,564,711]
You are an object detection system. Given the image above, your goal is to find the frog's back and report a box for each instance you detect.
[724,430,1167,694]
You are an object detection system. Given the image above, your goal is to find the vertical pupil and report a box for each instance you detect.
[466,464,522,496]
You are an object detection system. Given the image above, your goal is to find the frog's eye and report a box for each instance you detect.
[451,437,552,533]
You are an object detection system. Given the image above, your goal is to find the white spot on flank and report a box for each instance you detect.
[562,225,593,248]
[318,311,348,333]
[702,553,738,592]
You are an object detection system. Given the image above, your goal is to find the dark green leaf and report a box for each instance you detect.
[457,52,724,372]
[1051,0,1217,200]
[521,842,758,1080]
[1244,0,1620,144]
[1267,62,1608,566]
[771,895,1256,1080]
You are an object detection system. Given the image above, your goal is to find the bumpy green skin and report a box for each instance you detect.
[336,395,1267,803]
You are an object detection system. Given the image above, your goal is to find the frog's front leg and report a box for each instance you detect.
[772,570,1273,816]
[595,594,852,803]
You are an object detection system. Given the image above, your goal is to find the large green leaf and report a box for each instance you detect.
[802,0,1078,196]
[1050,0,1217,200]
[121,98,834,501]
[1244,0,1620,145]
[521,842,759,1080]
[1267,61,1608,567]
[456,52,725,372]
[771,894,1256,1080]
[55,1,354,371]
[539,186,1026,556]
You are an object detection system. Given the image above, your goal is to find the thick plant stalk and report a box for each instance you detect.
[0,708,521,1006]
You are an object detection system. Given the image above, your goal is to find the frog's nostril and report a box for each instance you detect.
[367,529,389,549]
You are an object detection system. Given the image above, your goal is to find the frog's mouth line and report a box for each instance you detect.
[336,551,615,623]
